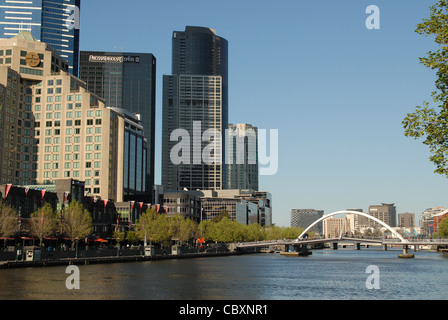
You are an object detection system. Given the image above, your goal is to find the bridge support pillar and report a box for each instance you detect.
[291,244,312,257]
[332,243,338,250]
[399,245,415,259]
[354,242,361,250]
[383,244,388,251]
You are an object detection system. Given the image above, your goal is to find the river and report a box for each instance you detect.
[0,248,447,301]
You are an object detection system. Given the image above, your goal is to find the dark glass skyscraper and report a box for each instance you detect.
[79,51,157,200]
[162,26,229,191]
[0,0,81,76]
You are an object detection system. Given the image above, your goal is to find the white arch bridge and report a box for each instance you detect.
[236,211,448,258]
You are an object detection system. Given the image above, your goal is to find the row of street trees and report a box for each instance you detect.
[132,209,307,246]
[0,201,92,249]
[2,200,308,248]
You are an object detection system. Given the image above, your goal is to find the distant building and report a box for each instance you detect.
[190,189,272,226]
[323,218,344,238]
[433,210,448,236]
[162,191,202,222]
[323,214,357,238]
[398,213,415,228]
[346,209,363,230]
[420,207,446,235]
[228,123,259,191]
[290,209,324,234]
[368,203,397,228]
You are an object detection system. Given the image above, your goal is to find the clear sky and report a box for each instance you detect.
[79,0,447,227]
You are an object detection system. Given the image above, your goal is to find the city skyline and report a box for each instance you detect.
[77,0,448,227]
[1,0,444,227]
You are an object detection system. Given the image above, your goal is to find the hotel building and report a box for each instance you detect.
[0,32,147,202]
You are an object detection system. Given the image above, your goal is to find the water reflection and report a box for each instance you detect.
[0,249,447,300]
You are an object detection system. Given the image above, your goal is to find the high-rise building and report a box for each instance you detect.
[290,209,324,234]
[368,203,397,228]
[228,123,259,191]
[0,32,69,186]
[0,32,146,202]
[79,51,157,198]
[0,0,81,76]
[398,212,415,228]
[162,26,228,191]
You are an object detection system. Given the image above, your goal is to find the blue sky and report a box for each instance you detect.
[80,0,447,227]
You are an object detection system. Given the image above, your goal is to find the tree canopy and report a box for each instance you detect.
[0,203,18,239]
[60,201,92,248]
[28,203,58,246]
[403,0,448,177]
[439,216,448,237]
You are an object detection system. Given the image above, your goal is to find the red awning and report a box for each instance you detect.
[95,238,108,243]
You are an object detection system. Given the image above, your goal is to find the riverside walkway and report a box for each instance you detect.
[0,244,261,270]
[0,251,247,270]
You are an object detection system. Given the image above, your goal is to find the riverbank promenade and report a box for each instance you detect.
[0,244,257,270]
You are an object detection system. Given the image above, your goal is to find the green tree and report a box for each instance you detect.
[28,203,58,246]
[242,223,266,242]
[169,214,197,243]
[403,0,448,177]
[114,231,126,244]
[263,225,306,240]
[60,201,92,249]
[126,231,138,244]
[0,204,18,239]
[439,216,448,237]
[197,220,215,242]
[212,218,243,243]
[136,209,171,245]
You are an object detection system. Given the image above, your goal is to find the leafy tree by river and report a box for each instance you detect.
[136,208,306,245]
[28,203,58,246]
[403,0,448,177]
[60,201,93,249]
[439,216,448,238]
[0,203,19,239]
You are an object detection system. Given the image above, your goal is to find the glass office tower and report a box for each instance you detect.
[0,0,81,76]
[162,26,229,191]
[79,51,157,200]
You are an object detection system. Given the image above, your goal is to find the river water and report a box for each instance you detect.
[0,248,447,301]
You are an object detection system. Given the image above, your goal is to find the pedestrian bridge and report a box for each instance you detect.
[235,210,448,258]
